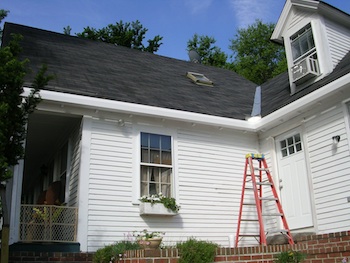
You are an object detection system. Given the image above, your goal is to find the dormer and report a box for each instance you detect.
[271,0,350,94]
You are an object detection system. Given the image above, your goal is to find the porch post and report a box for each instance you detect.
[9,160,24,244]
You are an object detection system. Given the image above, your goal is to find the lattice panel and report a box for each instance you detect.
[20,205,78,242]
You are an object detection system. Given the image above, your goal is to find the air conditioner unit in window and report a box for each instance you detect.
[291,56,320,85]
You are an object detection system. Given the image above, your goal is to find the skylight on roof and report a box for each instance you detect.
[186,72,213,86]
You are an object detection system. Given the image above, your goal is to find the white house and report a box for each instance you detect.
[2,0,350,252]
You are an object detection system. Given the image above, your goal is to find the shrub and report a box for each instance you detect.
[93,240,140,263]
[275,250,307,263]
[176,237,218,263]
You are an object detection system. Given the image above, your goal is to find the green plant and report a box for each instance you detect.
[176,237,218,263]
[93,241,140,263]
[275,250,307,263]
[140,192,180,213]
[133,229,165,240]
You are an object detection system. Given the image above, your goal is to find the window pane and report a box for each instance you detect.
[161,184,171,197]
[141,148,149,163]
[161,168,171,183]
[161,135,171,151]
[280,140,286,148]
[294,134,301,143]
[141,133,149,148]
[150,150,160,164]
[282,149,288,157]
[287,137,294,146]
[141,166,148,181]
[141,182,148,196]
[161,151,172,165]
[288,146,295,155]
[150,134,160,149]
[296,142,302,152]
[149,183,158,195]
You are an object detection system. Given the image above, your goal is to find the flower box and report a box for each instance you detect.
[139,203,177,216]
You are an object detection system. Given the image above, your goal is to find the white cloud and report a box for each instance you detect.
[184,0,213,14]
[228,0,276,28]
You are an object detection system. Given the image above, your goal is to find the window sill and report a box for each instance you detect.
[139,203,177,216]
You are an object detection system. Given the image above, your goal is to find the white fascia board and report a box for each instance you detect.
[22,87,255,131]
[257,73,350,131]
[23,73,349,133]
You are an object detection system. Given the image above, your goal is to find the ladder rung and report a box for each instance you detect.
[241,218,259,221]
[266,229,289,234]
[242,202,256,205]
[254,168,269,171]
[259,197,277,201]
[262,213,283,217]
[256,182,272,186]
[238,234,260,237]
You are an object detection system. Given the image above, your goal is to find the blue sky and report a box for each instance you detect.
[2,0,350,61]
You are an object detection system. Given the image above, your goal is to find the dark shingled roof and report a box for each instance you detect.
[2,23,258,120]
[2,22,350,120]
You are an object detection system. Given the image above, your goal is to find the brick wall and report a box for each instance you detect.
[9,231,350,263]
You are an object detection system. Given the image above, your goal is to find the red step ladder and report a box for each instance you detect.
[235,153,294,246]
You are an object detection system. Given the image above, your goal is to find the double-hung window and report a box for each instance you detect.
[140,132,172,197]
[291,24,316,62]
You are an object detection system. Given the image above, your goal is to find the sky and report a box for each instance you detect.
[1,0,350,61]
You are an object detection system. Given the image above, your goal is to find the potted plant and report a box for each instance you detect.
[139,192,180,215]
[133,229,165,249]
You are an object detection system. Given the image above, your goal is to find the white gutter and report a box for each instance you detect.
[23,72,349,132]
[22,87,255,131]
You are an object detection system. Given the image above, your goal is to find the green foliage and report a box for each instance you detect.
[140,193,180,213]
[63,25,72,35]
[0,33,53,183]
[0,9,9,40]
[77,20,163,53]
[229,19,287,84]
[275,250,307,263]
[187,34,228,67]
[93,241,140,263]
[176,238,218,263]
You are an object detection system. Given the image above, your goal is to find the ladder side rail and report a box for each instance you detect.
[248,157,267,245]
[234,158,249,247]
[261,158,295,245]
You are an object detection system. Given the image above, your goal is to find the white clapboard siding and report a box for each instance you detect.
[304,104,350,233]
[87,120,136,250]
[324,19,350,68]
[177,129,258,247]
[67,124,82,207]
[288,9,316,30]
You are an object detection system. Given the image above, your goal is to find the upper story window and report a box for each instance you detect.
[140,132,173,197]
[291,24,315,62]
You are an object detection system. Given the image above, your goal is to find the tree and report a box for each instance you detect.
[0,33,53,263]
[0,9,9,40]
[187,34,228,67]
[63,25,72,35]
[229,20,287,85]
[76,20,163,53]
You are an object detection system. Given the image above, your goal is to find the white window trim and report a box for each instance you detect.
[342,99,350,153]
[132,125,178,204]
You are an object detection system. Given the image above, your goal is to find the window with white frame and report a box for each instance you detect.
[291,24,316,62]
[280,133,302,157]
[140,132,172,197]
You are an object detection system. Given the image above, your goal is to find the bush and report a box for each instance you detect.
[275,250,307,263]
[93,240,140,263]
[176,237,218,263]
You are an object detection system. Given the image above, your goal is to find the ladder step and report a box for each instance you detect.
[241,218,259,221]
[242,202,256,205]
[266,229,289,234]
[262,213,283,217]
[256,182,272,186]
[238,234,260,237]
[259,197,278,201]
[254,168,269,171]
